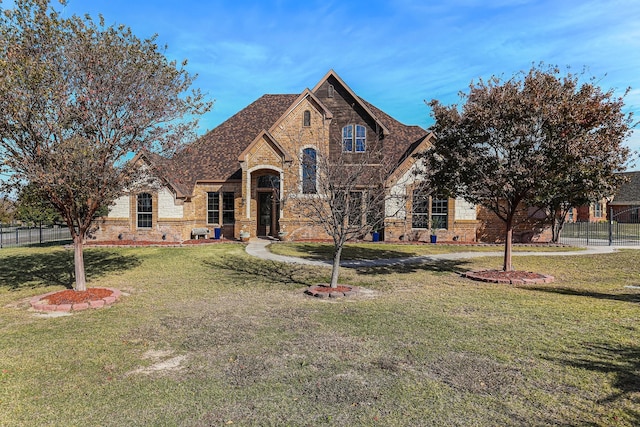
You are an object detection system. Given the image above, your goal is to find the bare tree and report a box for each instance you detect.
[0,0,211,290]
[427,64,632,271]
[289,144,396,288]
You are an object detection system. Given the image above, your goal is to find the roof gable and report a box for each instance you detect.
[238,130,293,164]
[171,94,299,188]
[312,70,390,136]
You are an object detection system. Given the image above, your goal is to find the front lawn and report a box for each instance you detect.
[0,244,638,426]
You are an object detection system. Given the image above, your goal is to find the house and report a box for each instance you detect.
[608,171,640,223]
[95,70,481,243]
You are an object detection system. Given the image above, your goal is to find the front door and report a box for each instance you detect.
[257,191,278,236]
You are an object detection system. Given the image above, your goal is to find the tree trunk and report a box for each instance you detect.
[551,215,565,243]
[329,245,343,288]
[73,235,87,291]
[503,223,513,272]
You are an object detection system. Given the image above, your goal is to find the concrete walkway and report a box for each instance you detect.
[245,238,625,268]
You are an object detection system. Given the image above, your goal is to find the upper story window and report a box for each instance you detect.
[303,110,311,127]
[342,125,366,152]
[327,84,334,98]
[137,193,152,229]
[302,148,317,194]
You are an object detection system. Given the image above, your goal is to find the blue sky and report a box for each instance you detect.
[16,0,640,169]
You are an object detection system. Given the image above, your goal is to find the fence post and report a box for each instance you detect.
[609,207,613,246]
[16,227,19,246]
[0,222,2,248]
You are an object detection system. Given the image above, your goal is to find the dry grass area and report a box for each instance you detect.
[0,243,638,426]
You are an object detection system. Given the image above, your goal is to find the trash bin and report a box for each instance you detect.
[372,232,380,242]
[214,227,221,239]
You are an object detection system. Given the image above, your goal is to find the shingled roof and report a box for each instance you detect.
[149,78,429,197]
[610,171,640,205]
[171,94,299,192]
[360,99,430,168]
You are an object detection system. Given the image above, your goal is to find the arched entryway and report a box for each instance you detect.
[256,173,280,237]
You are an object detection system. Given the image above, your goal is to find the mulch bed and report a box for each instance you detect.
[463,270,554,285]
[305,284,360,298]
[30,287,121,312]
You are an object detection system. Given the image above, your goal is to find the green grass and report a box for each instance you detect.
[269,241,584,261]
[0,243,638,426]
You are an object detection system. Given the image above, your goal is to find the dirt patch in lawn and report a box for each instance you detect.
[463,270,554,285]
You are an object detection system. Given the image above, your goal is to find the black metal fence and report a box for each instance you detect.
[0,224,71,248]
[559,207,640,246]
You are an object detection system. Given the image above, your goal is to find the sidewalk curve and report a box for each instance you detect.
[245,239,624,268]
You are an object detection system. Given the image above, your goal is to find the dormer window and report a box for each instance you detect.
[303,110,311,127]
[342,124,366,152]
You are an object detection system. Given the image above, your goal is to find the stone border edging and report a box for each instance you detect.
[30,287,122,312]
[462,270,554,285]
[305,284,360,298]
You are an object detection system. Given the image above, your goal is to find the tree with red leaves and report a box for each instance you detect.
[0,0,211,290]
[427,64,633,271]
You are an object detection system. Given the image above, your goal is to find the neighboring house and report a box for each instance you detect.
[95,70,481,243]
[608,171,640,223]
[573,199,608,223]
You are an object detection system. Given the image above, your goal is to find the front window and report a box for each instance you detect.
[594,201,603,218]
[303,110,311,127]
[302,148,317,194]
[342,125,366,152]
[137,193,152,228]
[207,192,235,225]
[411,191,448,230]
[431,197,448,229]
[207,192,219,224]
[412,190,429,229]
[222,192,235,224]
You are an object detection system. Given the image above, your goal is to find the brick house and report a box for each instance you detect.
[608,171,640,223]
[95,70,482,243]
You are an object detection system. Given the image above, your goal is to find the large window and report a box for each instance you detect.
[207,192,235,225]
[411,191,448,230]
[137,193,152,229]
[302,148,317,194]
[342,125,366,152]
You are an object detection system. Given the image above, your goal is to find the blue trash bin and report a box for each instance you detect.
[372,232,380,242]
[214,227,222,239]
